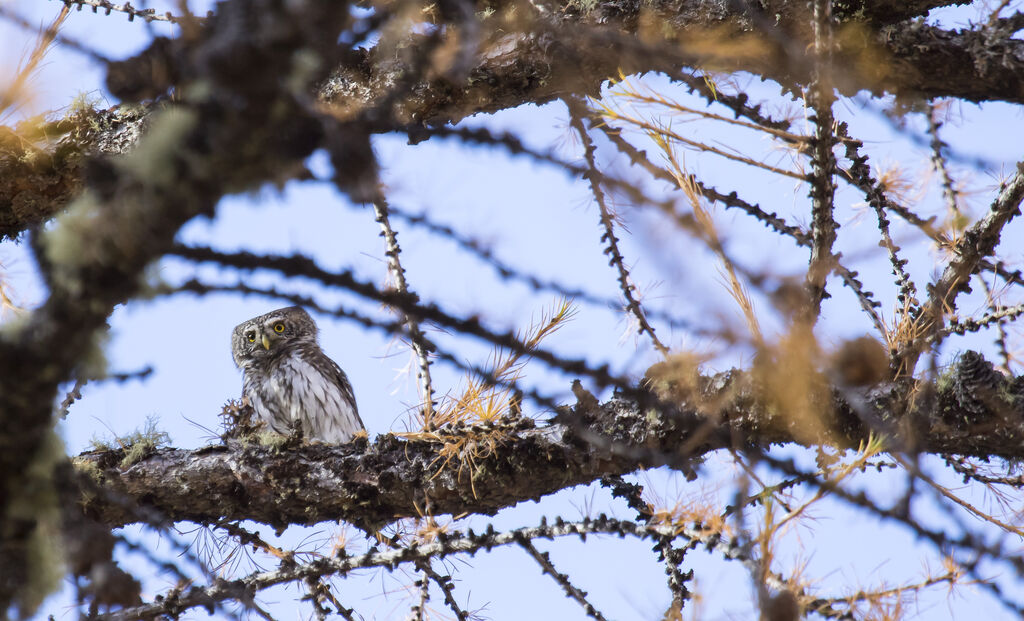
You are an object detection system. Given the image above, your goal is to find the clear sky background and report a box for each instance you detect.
[2,0,1024,618]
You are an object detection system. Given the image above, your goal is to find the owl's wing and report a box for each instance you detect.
[312,350,365,436]
[325,356,361,418]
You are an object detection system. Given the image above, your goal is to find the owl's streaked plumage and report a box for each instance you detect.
[231,306,363,443]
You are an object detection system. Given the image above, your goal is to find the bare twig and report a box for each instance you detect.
[410,564,430,621]
[595,120,887,335]
[385,203,695,332]
[516,537,610,621]
[372,197,437,427]
[928,102,963,217]
[417,560,469,621]
[903,164,1024,371]
[57,0,203,24]
[975,274,1016,372]
[602,477,692,610]
[802,0,839,325]
[101,517,714,620]
[566,96,670,357]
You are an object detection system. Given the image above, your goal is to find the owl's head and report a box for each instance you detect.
[231,306,318,368]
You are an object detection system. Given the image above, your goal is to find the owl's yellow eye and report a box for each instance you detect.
[246,332,255,343]
[273,323,285,333]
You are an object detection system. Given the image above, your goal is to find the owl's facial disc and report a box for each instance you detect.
[258,317,290,350]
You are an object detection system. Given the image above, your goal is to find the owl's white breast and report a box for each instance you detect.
[263,351,359,442]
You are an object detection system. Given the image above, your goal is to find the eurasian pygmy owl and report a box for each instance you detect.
[231,306,363,443]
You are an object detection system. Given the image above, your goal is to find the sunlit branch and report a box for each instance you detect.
[610,78,806,143]
[593,120,807,240]
[0,5,69,121]
[928,102,963,216]
[596,106,807,181]
[57,0,202,23]
[169,245,633,392]
[975,274,1016,372]
[801,0,839,326]
[906,164,1024,371]
[0,4,109,63]
[566,96,670,357]
[371,197,437,427]
[593,118,887,336]
[385,203,696,333]
[416,560,469,621]
[100,518,709,620]
[517,537,611,621]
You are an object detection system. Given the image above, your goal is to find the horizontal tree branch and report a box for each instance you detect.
[103,517,714,621]
[77,360,1024,530]
[3,0,1022,239]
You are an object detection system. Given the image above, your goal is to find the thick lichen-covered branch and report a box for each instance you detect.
[0,0,371,612]
[75,358,1024,531]
[3,0,1023,239]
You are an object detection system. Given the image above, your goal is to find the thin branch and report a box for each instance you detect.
[517,537,610,621]
[843,139,922,323]
[869,182,921,320]
[372,197,437,427]
[57,379,86,419]
[385,203,695,333]
[410,565,430,621]
[802,0,839,325]
[601,477,692,610]
[101,517,709,621]
[670,70,793,132]
[905,164,1024,371]
[928,102,963,216]
[0,4,109,63]
[596,106,808,181]
[58,366,153,419]
[759,453,1024,582]
[417,560,469,621]
[806,570,960,618]
[945,455,1024,487]
[57,0,204,24]
[594,120,887,336]
[566,96,670,357]
[975,274,1016,372]
[169,245,633,393]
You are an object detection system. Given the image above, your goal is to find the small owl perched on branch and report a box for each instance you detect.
[231,306,363,443]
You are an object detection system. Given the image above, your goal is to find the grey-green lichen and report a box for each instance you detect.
[257,431,294,451]
[89,417,170,469]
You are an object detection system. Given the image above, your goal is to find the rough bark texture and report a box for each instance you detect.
[76,362,1024,530]
[0,0,356,611]
[2,0,1023,615]
[2,0,1022,241]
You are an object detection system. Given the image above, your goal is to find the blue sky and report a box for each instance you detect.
[3,0,1024,618]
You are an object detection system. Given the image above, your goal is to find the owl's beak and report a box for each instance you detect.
[261,334,271,350]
